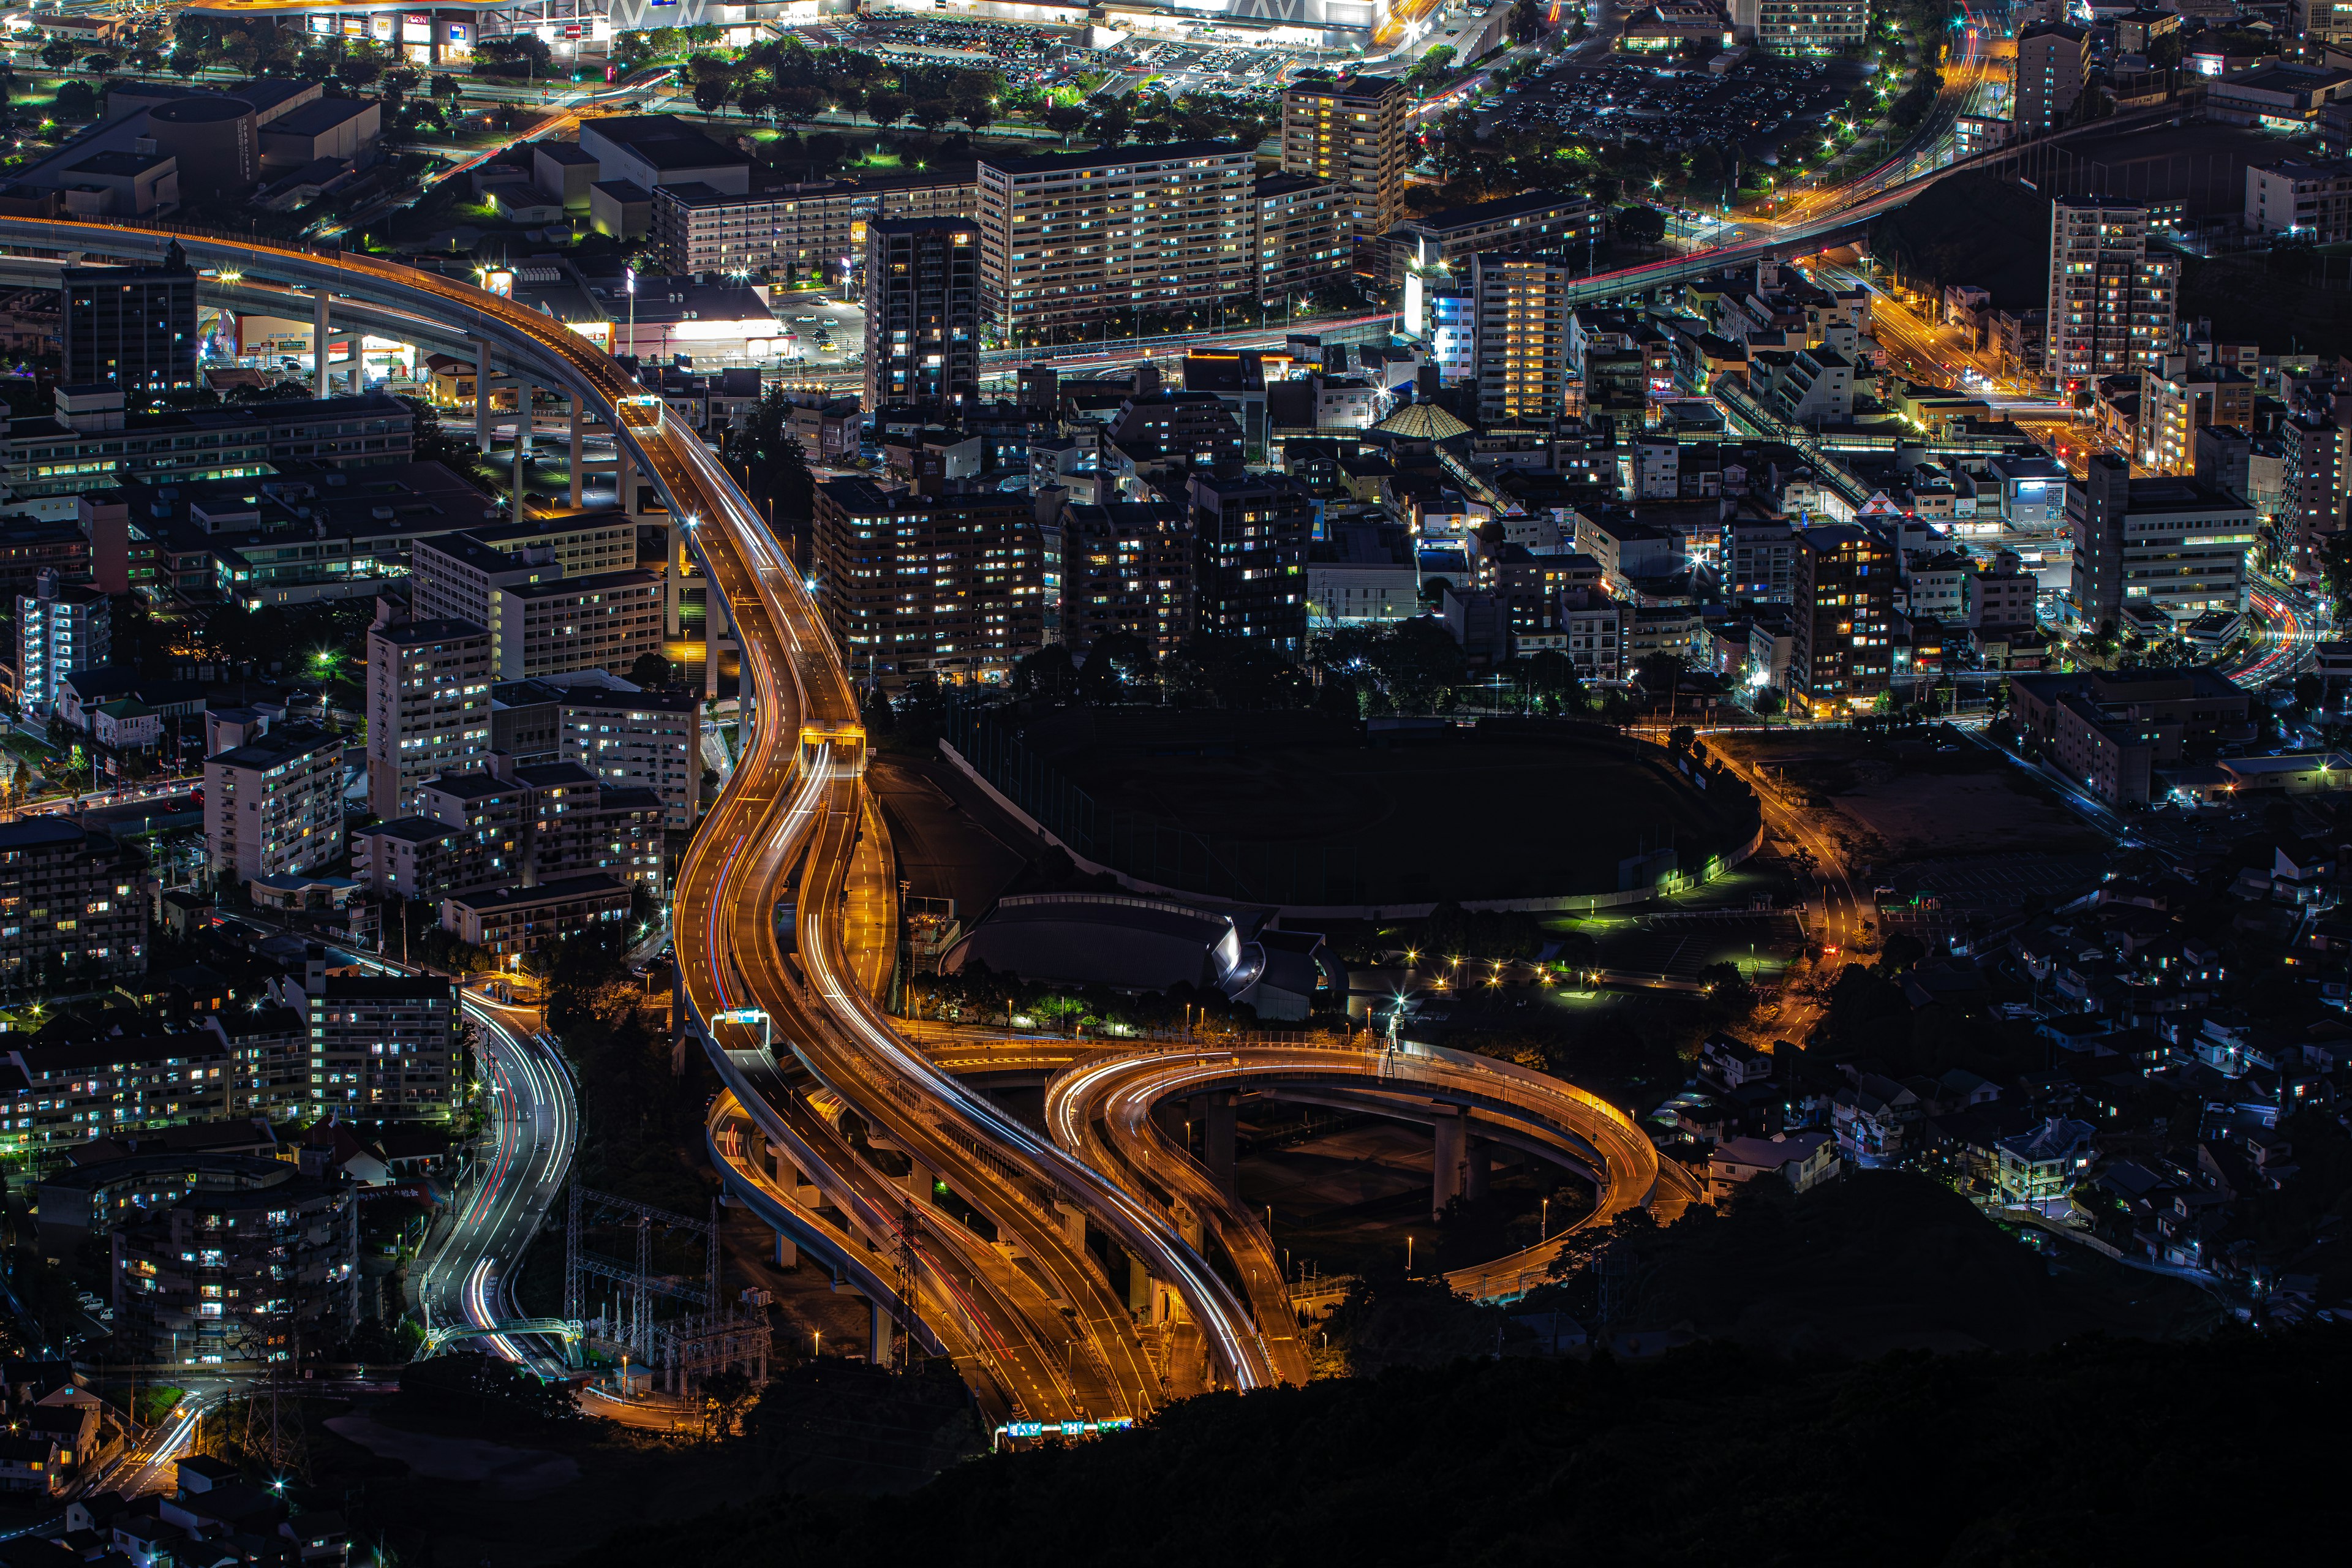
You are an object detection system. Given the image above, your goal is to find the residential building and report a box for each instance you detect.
[0,1033,227,1163]
[1756,0,1869,54]
[2244,156,2352,241]
[2015,21,2090,132]
[812,477,1046,685]
[1994,1116,2098,1210]
[2008,668,2253,801]
[0,817,147,986]
[2045,197,2177,389]
[410,532,665,682]
[203,722,344,886]
[1792,524,1896,718]
[1704,1131,1840,1205]
[863,216,980,417]
[200,1002,308,1121]
[648,165,978,282]
[1748,344,1856,426]
[1280,70,1411,249]
[1188,468,1314,660]
[364,612,494,821]
[303,973,464,1121]
[1386,189,1606,282]
[0,384,412,500]
[354,755,665,902]
[1727,519,1801,602]
[62,247,197,391]
[1059,502,1194,661]
[1562,601,1629,679]
[488,679,699,829]
[110,1158,360,1363]
[2139,361,2256,475]
[12,567,109,717]
[2283,405,2352,552]
[975,140,1254,336]
[2069,454,2256,627]
[2300,0,2352,50]
[1974,553,2041,632]
[442,874,634,959]
[1250,173,1349,303]
[1472,251,1572,423]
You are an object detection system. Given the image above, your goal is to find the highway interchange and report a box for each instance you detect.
[1,9,2326,1438]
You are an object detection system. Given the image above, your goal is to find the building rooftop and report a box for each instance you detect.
[981,139,1245,176]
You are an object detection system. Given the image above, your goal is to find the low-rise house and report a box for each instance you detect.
[1703,1131,1839,1205]
[1995,1115,2099,1212]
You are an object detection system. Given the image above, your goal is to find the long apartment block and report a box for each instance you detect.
[976,140,1254,334]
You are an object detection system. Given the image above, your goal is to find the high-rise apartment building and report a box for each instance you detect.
[864,217,981,416]
[1755,0,1870,56]
[366,613,494,820]
[2046,197,2177,390]
[812,477,1046,685]
[1472,251,1573,424]
[0,818,147,984]
[12,567,110,717]
[0,1035,225,1160]
[1187,469,1313,660]
[1792,524,1896,718]
[1060,502,1194,662]
[649,166,976,280]
[1280,70,1411,252]
[2070,453,2258,627]
[2014,21,2090,132]
[410,532,665,682]
[1250,173,1349,304]
[2282,404,2352,554]
[976,141,1253,336]
[61,244,198,391]
[300,973,464,1122]
[354,753,666,902]
[204,722,345,886]
[489,679,700,829]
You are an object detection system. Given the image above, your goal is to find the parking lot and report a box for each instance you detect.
[768,285,865,368]
[791,17,1087,93]
[1112,38,1303,100]
[1488,53,1871,156]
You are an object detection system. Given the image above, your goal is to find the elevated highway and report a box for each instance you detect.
[0,217,1716,1422]
[1047,1039,1697,1313]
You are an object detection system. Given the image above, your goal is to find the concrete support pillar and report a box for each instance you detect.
[568,405,585,508]
[312,290,331,394]
[869,1294,892,1366]
[1432,1110,1466,1220]
[1151,1096,1183,1146]
[514,377,534,510]
[1125,1248,1152,1319]
[1466,1140,1491,1204]
[772,1227,796,1269]
[617,445,637,514]
[1199,1090,1237,1199]
[473,339,492,455]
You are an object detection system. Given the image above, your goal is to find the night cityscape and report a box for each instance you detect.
[0,0,2339,1560]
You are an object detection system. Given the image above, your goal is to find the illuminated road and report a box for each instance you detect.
[2225,579,2321,686]
[1047,1039,1691,1314]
